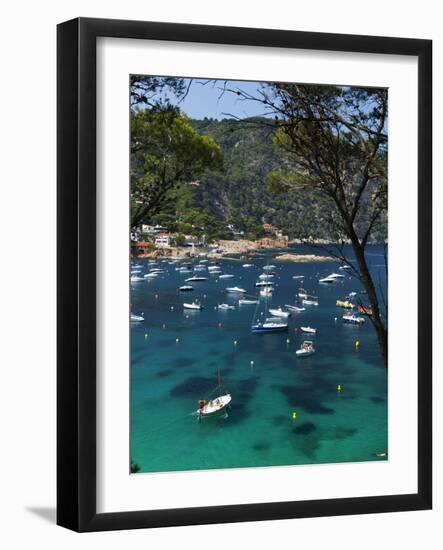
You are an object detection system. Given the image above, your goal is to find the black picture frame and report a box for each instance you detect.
[57,17,432,532]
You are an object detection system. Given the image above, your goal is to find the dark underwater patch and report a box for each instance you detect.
[293,421,317,435]
[279,385,335,415]
[173,357,196,368]
[371,396,386,404]
[170,376,214,397]
[252,441,271,452]
[155,369,173,378]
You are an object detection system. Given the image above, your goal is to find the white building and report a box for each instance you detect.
[154,234,173,248]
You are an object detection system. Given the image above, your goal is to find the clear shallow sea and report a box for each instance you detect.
[130,245,387,473]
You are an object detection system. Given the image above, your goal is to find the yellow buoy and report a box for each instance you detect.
[292,411,297,420]
[355,340,360,349]
[337,384,342,392]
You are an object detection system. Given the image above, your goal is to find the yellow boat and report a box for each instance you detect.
[336,299,354,309]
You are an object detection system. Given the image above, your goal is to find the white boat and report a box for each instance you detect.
[226,287,246,293]
[263,264,276,271]
[347,291,358,297]
[259,273,274,280]
[208,265,221,271]
[130,313,144,322]
[238,299,259,305]
[302,298,319,306]
[292,275,304,279]
[149,268,164,273]
[296,340,315,357]
[285,304,306,312]
[194,265,206,271]
[130,270,142,275]
[218,303,235,310]
[339,265,352,270]
[300,326,317,334]
[319,276,335,284]
[256,281,275,287]
[199,259,208,264]
[219,274,234,279]
[184,302,202,310]
[242,264,254,268]
[251,318,288,332]
[298,288,308,299]
[269,307,291,318]
[144,272,158,279]
[185,276,208,282]
[343,313,365,325]
[131,263,143,268]
[197,393,232,418]
[130,276,144,282]
[260,287,273,297]
[327,272,345,279]
[179,285,194,292]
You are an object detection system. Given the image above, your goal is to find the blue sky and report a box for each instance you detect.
[171,78,270,120]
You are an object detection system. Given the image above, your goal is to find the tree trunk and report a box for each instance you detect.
[349,232,388,369]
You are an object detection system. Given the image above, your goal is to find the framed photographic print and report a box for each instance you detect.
[57,17,432,531]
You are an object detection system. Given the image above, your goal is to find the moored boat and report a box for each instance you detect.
[343,312,365,324]
[226,286,246,293]
[300,326,317,334]
[285,304,306,312]
[184,301,202,310]
[269,307,291,318]
[238,298,259,305]
[185,276,208,282]
[218,303,235,310]
[358,305,373,315]
[179,285,194,292]
[336,299,354,308]
[251,318,288,332]
[296,340,315,357]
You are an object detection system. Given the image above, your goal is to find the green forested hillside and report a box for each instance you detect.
[149,117,387,242]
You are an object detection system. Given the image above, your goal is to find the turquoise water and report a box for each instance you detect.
[130,245,387,473]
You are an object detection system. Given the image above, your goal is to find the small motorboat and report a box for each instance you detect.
[242,263,254,268]
[358,305,373,315]
[218,303,235,310]
[238,298,259,305]
[179,285,194,292]
[259,273,274,280]
[255,281,275,287]
[263,264,276,271]
[343,313,365,325]
[185,276,208,282]
[285,304,306,312]
[336,299,354,309]
[319,276,335,284]
[130,313,144,322]
[269,307,291,318]
[226,287,246,293]
[298,288,308,299]
[347,292,357,298]
[251,318,288,332]
[194,265,207,271]
[144,272,158,279]
[302,297,319,306]
[184,302,202,310]
[296,340,315,357]
[328,272,345,279]
[208,265,221,271]
[131,263,143,269]
[339,265,352,270]
[219,274,234,279]
[130,276,144,282]
[197,393,232,418]
[300,326,317,334]
[260,287,273,297]
[292,275,304,280]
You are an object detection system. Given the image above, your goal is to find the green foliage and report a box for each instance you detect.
[131,110,223,227]
[130,461,141,474]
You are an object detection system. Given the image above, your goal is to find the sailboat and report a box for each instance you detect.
[196,370,232,419]
[251,294,288,333]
